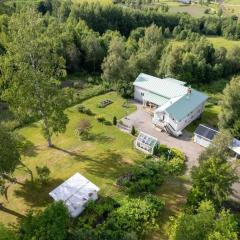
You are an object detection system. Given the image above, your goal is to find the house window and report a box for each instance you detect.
[141,92,144,96]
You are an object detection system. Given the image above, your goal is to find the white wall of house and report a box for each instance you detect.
[171,103,205,132]
[134,86,148,103]
[194,134,211,148]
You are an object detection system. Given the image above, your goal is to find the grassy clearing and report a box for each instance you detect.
[72,0,112,4]
[170,37,240,50]
[207,36,240,49]
[168,4,209,17]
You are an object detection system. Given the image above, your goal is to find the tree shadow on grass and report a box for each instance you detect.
[82,150,130,180]
[152,176,191,238]
[0,204,25,219]
[52,145,81,157]
[14,178,63,208]
[52,145,93,162]
[83,133,115,144]
[17,135,38,157]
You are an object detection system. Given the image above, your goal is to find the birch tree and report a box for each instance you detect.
[0,9,68,147]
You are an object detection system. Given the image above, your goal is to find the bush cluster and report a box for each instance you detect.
[72,195,164,240]
[117,159,166,194]
[154,144,185,176]
[78,105,95,116]
[96,115,112,126]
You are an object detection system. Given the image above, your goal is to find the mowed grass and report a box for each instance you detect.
[0,92,140,225]
[82,92,136,121]
[170,37,240,50]
[72,0,112,4]
[186,103,220,132]
[207,36,240,49]
[0,92,189,240]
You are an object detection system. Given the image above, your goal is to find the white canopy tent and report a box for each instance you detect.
[49,173,100,218]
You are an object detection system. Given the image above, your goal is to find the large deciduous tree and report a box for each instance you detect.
[101,36,129,90]
[0,126,21,199]
[169,200,238,240]
[219,76,240,139]
[0,9,69,147]
[19,201,69,240]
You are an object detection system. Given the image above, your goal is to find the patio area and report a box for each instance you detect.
[121,102,205,172]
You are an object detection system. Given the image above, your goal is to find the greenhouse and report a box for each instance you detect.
[135,131,159,154]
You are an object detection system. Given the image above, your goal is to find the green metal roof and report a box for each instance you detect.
[165,89,208,122]
[133,73,187,99]
[143,92,169,106]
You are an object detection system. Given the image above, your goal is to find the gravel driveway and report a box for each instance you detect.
[122,103,204,173]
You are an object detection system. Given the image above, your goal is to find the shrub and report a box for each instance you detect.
[153,144,169,157]
[78,105,94,116]
[117,159,165,194]
[96,115,106,123]
[19,202,69,240]
[104,195,165,236]
[131,126,136,136]
[78,105,86,113]
[103,120,112,126]
[113,116,117,126]
[74,85,106,104]
[73,195,164,239]
[154,145,185,176]
[76,119,92,139]
[36,166,50,184]
[166,148,185,175]
[84,108,94,116]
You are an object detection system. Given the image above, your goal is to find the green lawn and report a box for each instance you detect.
[170,37,240,50]
[207,36,240,50]
[0,92,140,225]
[72,0,112,4]
[82,92,136,121]
[186,102,220,132]
[0,92,190,239]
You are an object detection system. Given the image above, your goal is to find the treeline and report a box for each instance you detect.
[1,5,240,98]
[3,0,240,40]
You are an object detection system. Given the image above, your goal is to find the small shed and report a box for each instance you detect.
[230,138,240,158]
[135,131,159,154]
[49,173,100,218]
[194,124,218,148]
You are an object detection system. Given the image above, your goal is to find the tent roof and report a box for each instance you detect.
[49,173,100,217]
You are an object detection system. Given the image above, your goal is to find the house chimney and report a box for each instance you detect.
[187,86,192,95]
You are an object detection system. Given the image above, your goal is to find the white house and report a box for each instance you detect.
[133,73,208,136]
[49,173,100,218]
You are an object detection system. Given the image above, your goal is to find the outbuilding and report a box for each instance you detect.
[49,173,100,218]
[135,131,159,154]
[194,124,218,148]
[194,124,240,158]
